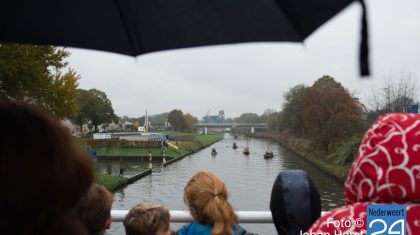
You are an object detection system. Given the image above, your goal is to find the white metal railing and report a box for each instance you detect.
[112,210,328,223]
[111,210,273,223]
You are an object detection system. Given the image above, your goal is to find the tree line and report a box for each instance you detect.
[0,43,215,134]
[0,43,117,133]
[0,43,79,118]
[2,43,417,140]
[264,74,418,156]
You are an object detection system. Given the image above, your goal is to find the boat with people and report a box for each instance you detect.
[242,146,250,155]
[243,138,250,155]
[264,150,274,158]
[211,148,217,156]
[232,142,238,149]
[264,140,274,158]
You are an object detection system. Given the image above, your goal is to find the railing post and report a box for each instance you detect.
[162,149,166,164]
[148,151,152,169]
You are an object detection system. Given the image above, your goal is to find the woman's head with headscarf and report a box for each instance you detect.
[345,113,420,204]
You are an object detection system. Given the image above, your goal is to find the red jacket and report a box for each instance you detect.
[307,113,420,235]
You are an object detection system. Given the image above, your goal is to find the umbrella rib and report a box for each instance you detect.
[114,0,140,56]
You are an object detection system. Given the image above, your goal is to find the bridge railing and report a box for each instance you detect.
[194,123,267,127]
[111,210,326,223]
[112,210,272,223]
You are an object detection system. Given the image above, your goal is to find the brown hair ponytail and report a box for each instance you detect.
[184,171,238,235]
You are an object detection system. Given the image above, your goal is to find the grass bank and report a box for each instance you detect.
[95,173,129,192]
[80,133,222,190]
[174,134,223,155]
[83,133,222,158]
[249,131,351,182]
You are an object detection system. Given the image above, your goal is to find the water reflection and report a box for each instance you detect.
[103,133,345,235]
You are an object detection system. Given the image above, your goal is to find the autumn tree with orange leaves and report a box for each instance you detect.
[300,75,364,153]
[183,113,198,132]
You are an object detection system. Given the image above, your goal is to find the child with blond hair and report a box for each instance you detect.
[178,171,249,235]
[75,183,114,235]
[124,204,174,235]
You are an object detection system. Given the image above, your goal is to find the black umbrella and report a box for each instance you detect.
[0,0,369,75]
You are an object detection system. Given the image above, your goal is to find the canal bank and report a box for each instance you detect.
[93,134,223,191]
[247,131,351,182]
[95,173,129,192]
[89,134,222,158]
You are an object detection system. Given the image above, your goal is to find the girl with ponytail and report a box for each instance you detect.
[177,171,248,235]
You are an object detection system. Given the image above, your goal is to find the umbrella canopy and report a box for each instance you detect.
[0,0,368,75]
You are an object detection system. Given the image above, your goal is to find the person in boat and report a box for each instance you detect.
[232,142,238,148]
[264,150,273,158]
[178,171,251,235]
[307,113,420,234]
[0,103,94,235]
[211,148,217,155]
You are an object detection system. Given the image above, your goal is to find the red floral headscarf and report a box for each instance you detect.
[346,113,420,204]
[308,113,420,235]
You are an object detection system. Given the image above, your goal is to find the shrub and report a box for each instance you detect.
[333,134,364,165]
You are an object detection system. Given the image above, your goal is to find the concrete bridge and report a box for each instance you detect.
[194,122,266,134]
[194,123,266,128]
[151,122,266,133]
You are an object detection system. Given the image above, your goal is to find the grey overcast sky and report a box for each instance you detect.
[66,0,420,119]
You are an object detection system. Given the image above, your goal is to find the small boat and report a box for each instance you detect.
[243,146,250,155]
[232,142,238,149]
[211,148,217,156]
[264,140,274,158]
[243,138,250,155]
[264,150,274,158]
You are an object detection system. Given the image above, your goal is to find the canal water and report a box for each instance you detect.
[100,133,345,235]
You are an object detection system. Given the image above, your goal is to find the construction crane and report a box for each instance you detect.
[204,108,211,123]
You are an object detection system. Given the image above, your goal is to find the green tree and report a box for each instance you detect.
[233,113,260,123]
[0,43,79,118]
[71,89,89,133]
[50,69,80,118]
[74,89,116,132]
[224,117,234,123]
[168,109,186,131]
[313,75,343,89]
[265,111,281,132]
[282,84,306,136]
[260,109,277,122]
[121,115,140,124]
[300,76,364,153]
[149,113,169,125]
